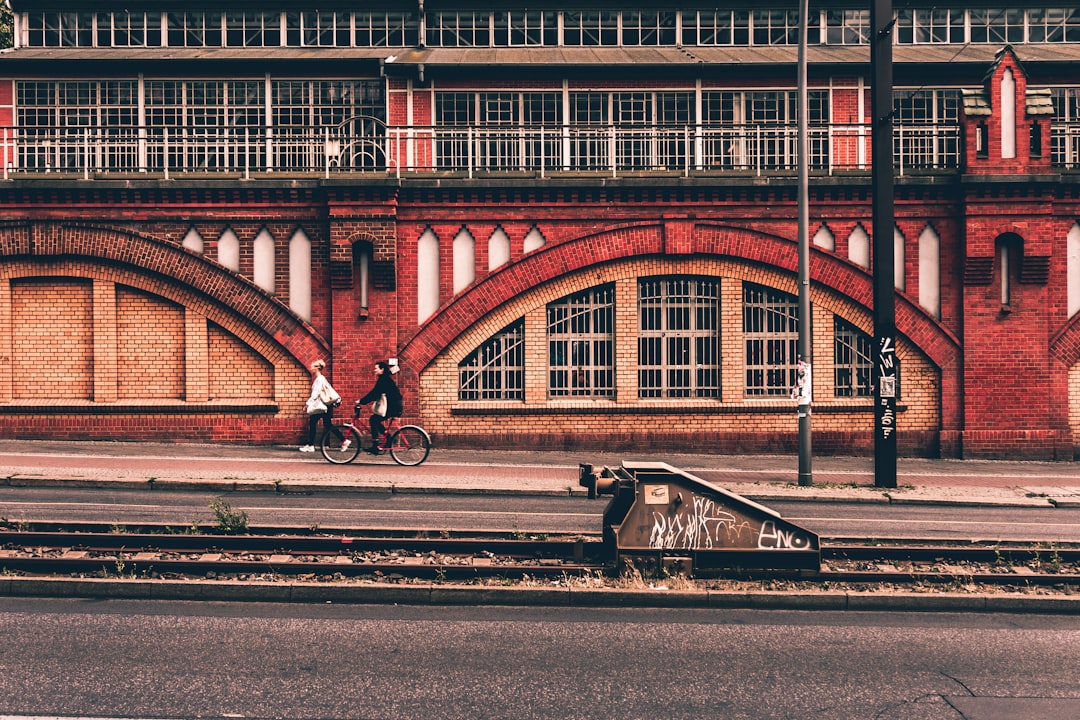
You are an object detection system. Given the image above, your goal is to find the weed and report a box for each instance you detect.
[208,497,249,535]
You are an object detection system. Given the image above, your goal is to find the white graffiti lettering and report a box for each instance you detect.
[758,520,813,550]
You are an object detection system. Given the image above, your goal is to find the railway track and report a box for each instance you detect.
[3,527,1080,588]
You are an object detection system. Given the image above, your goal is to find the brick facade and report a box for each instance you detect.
[1,33,1079,458]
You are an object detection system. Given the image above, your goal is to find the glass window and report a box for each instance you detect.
[354,12,418,46]
[752,10,802,45]
[681,10,750,45]
[27,13,94,47]
[969,9,1026,44]
[834,318,873,397]
[492,11,557,46]
[563,11,619,46]
[97,12,162,47]
[638,277,720,399]
[895,8,965,44]
[743,283,799,396]
[548,285,615,398]
[1028,8,1080,43]
[825,10,868,45]
[16,81,139,171]
[621,11,677,46]
[459,321,525,401]
[225,13,280,47]
[167,13,222,47]
[427,12,491,47]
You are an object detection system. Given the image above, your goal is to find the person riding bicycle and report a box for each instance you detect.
[357,359,403,454]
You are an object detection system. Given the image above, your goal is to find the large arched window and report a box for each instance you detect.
[638,276,720,398]
[459,320,524,400]
[547,284,614,397]
[743,282,799,396]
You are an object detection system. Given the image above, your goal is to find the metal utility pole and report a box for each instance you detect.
[871,0,898,488]
[796,0,813,486]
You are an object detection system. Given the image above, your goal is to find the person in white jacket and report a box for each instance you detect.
[300,359,345,452]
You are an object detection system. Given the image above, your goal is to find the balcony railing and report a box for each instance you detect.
[0,122,999,180]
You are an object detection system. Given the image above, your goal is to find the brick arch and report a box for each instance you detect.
[1050,314,1080,367]
[400,222,961,378]
[0,221,329,366]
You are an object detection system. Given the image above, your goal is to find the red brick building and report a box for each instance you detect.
[1,2,1079,458]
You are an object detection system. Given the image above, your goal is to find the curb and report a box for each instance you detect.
[2,577,1078,614]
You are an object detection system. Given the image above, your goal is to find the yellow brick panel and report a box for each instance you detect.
[117,286,185,399]
[209,323,274,400]
[12,278,93,400]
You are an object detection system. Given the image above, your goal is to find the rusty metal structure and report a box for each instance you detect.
[580,461,820,573]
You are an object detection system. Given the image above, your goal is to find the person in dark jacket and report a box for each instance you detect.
[357,360,403,453]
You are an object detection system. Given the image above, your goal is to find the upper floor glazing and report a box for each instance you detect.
[13,7,1080,49]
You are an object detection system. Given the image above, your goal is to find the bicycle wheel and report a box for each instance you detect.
[388,425,431,466]
[320,423,362,464]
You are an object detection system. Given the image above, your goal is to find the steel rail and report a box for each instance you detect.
[2,530,1080,587]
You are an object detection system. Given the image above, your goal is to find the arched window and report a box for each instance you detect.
[253,227,276,293]
[547,284,614,398]
[182,226,204,254]
[453,227,476,294]
[997,233,1022,310]
[813,223,835,252]
[894,225,906,292]
[848,224,870,269]
[918,224,941,319]
[217,227,240,271]
[354,240,373,313]
[288,228,312,321]
[488,226,511,270]
[459,320,524,400]
[743,282,799,396]
[417,228,440,323]
[524,226,546,253]
[638,276,720,398]
[1067,223,1080,318]
[1001,68,1016,159]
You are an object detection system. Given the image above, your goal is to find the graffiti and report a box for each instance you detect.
[877,334,898,441]
[757,520,814,550]
[648,496,752,550]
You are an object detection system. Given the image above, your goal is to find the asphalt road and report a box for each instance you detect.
[0,598,1078,720]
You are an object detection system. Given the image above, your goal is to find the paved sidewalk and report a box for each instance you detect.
[2,438,1080,507]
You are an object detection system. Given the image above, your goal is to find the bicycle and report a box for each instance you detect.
[319,406,431,466]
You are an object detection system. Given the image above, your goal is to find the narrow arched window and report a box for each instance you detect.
[288,228,312,321]
[1001,68,1016,159]
[417,228,440,323]
[1067,223,1080,318]
[523,226,546,253]
[488,227,511,270]
[847,224,870,269]
[453,227,476,294]
[996,233,1022,311]
[813,224,835,252]
[918,225,941,319]
[217,228,240,272]
[355,241,372,314]
[253,227,276,293]
[182,226,204,254]
[894,226,906,292]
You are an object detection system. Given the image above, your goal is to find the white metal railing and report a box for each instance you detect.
[0,122,973,179]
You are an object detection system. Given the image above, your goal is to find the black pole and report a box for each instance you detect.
[796,0,812,486]
[871,0,898,488]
